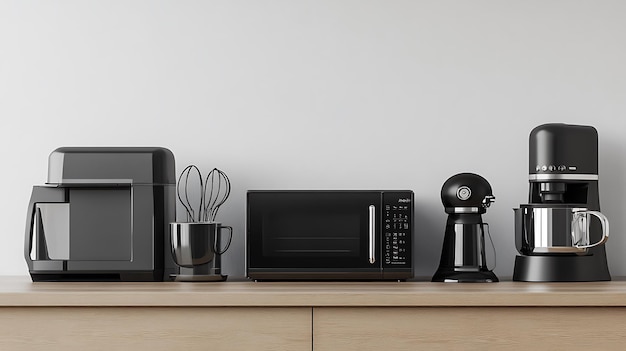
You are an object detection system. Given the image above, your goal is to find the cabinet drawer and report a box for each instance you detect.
[0,307,311,351]
[314,307,626,351]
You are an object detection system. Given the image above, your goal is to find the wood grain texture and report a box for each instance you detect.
[314,307,626,351]
[3,276,626,307]
[0,307,312,351]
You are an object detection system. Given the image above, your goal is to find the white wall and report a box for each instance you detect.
[1,1,625,279]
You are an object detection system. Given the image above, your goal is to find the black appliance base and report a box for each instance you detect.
[431,269,499,283]
[247,270,412,281]
[29,270,164,282]
[170,274,227,282]
[513,255,611,282]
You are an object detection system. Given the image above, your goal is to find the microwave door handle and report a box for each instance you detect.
[369,205,375,264]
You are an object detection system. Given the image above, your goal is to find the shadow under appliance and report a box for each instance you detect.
[25,147,177,281]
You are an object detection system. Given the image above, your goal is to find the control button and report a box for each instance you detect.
[456,186,471,201]
[541,165,548,171]
[385,205,390,210]
[548,165,555,171]
[536,165,541,172]
[558,165,566,171]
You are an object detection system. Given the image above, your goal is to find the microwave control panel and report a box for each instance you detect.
[382,192,413,268]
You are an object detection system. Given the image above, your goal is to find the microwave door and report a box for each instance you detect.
[247,191,382,271]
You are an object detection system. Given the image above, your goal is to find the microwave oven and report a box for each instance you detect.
[246,190,414,280]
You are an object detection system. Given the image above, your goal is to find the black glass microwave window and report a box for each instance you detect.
[247,192,382,269]
[262,211,361,258]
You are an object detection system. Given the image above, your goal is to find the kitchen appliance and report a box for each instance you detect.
[169,165,232,282]
[246,190,414,281]
[170,222,232,282]
[513,123,611,281]
[432,173,498,282]
[24,147,177,281]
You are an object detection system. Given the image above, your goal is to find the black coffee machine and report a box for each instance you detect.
[513,123,611,281]
[432,173,498,282]
[24,147,177,281]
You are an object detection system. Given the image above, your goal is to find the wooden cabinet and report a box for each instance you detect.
[3,278,626,350]
[0,307,312,351]
[314,307,626,351]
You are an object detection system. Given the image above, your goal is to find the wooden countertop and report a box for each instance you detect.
[2,276,626,307]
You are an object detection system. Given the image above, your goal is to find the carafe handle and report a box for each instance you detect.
[573,210,609,249]
[481,223,497,272]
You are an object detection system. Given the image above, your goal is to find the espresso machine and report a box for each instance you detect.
[25,147,177,281]
[432,173,498,282]
[513,123,611,282]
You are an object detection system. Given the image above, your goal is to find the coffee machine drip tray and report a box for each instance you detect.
[513,255,610,282]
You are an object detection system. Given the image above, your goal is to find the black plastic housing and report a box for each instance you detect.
[529,123,598,176]
[25,147,176,282]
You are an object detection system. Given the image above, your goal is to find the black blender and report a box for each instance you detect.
[512,123,611,282]
[432,173,498,283]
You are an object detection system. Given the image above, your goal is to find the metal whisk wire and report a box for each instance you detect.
[203,168,231,222]
[176,165,204,222]
[176,165,231,223]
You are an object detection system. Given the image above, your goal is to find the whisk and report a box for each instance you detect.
[177,165,231,223]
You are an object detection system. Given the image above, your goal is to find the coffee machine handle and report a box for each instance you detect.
[574,211,609,249]
[24,187,67,267]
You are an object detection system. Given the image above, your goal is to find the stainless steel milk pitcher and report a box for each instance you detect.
[514,204,609,255]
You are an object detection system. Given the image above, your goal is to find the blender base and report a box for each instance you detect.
[432,270,499,283]
[170,274,228,282]
[513,255,611,282]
